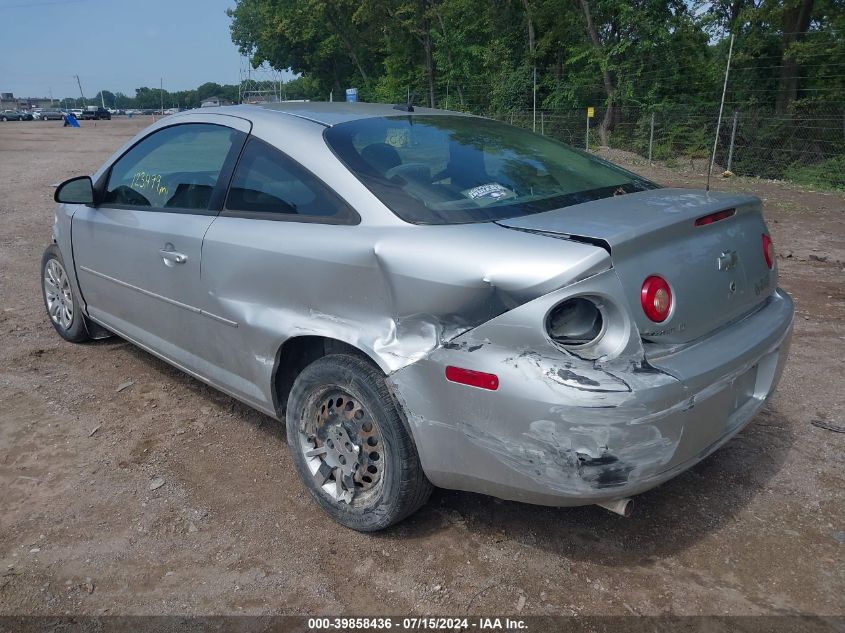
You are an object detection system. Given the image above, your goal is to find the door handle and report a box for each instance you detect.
[159,249,187,264]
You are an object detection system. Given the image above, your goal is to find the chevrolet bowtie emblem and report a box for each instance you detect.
[717,250,738,271]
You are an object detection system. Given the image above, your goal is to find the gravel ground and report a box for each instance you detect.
[0,117,843,617]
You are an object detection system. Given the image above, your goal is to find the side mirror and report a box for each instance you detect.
[55,176,96,205]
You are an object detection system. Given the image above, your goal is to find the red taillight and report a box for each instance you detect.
[641,276,672,323]
[762,234,774,269]
[694,208,735,226]
[445,366,499,391]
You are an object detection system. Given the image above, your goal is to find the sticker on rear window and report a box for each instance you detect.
[461,183,516,202]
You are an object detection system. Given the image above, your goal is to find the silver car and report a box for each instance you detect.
[44,103,793,531]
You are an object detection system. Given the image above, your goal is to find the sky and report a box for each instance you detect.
[0,0,289,100]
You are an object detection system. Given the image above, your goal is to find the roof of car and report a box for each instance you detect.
[222,101,471,127]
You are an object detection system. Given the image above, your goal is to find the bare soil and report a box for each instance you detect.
[0,118,843,616]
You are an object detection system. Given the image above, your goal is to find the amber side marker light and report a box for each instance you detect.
[762,233,775,269]
[445,366,500,391]
[694,208,735,226]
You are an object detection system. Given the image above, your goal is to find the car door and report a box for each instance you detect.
[199,136,363,410]
[73,117,249,374]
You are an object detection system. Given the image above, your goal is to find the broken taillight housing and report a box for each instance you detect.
[762,234,774,269]
[546,297,604,347]
[641,275,672,322]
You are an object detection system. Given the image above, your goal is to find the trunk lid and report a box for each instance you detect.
[496,188,777,344]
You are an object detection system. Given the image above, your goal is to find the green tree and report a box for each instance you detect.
[228,0,381,99]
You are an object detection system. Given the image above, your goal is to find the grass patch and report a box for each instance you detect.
[783,156,845,191]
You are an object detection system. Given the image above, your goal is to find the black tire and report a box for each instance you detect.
[41,244,90,343]
[286,354,432,532]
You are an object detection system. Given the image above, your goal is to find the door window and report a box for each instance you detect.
[224,138,357,223]
[103,124,238,211]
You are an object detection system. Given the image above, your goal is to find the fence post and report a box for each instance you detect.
[648,112,655,163]
[726,110,739,173]
[532,66,537,133]
[586,109,590,151]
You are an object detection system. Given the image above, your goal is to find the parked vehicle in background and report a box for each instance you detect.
[18,111,34,121]
[80,107,111,120]
[1,110,24,121]
[70,109,84,119]
[37,109,65,121]
[43,103,794,531]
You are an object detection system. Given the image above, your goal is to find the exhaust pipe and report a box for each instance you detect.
[596,498,633,517]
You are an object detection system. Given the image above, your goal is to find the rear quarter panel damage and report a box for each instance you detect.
[388,271,793,505]
[199,221,611,412]
[386,268,692,504]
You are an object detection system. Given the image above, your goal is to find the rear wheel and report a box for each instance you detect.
[41,245,89,343]
[286,354,432,531]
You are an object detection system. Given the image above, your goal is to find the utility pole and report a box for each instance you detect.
[160,78,164,114]
[75,75,85,106]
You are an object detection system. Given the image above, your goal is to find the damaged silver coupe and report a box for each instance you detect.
[43,102,793,531]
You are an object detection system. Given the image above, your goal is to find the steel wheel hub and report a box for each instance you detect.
[300,391,384,504]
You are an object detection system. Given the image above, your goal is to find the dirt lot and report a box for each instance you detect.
[0,117,843,617]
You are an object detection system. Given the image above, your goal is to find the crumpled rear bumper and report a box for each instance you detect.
[388,285,793,507]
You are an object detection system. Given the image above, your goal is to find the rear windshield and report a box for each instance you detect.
[324,115,657,225]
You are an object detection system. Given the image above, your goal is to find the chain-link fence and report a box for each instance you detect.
[489,105,845,190]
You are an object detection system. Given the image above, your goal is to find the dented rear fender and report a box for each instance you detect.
[199,220,612,409]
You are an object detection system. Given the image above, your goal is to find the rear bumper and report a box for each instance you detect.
[389,288,793,507]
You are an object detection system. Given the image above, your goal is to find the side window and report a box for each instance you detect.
[103,124,238,211]
[225,138,355,222]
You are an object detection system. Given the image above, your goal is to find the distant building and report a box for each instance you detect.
[200,96,233,108]
[0,92,57,110]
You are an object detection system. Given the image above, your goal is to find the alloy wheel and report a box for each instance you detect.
[43,258,73,330]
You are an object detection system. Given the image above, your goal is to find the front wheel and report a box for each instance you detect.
[286,354,432,532]
[41,245,90,343]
